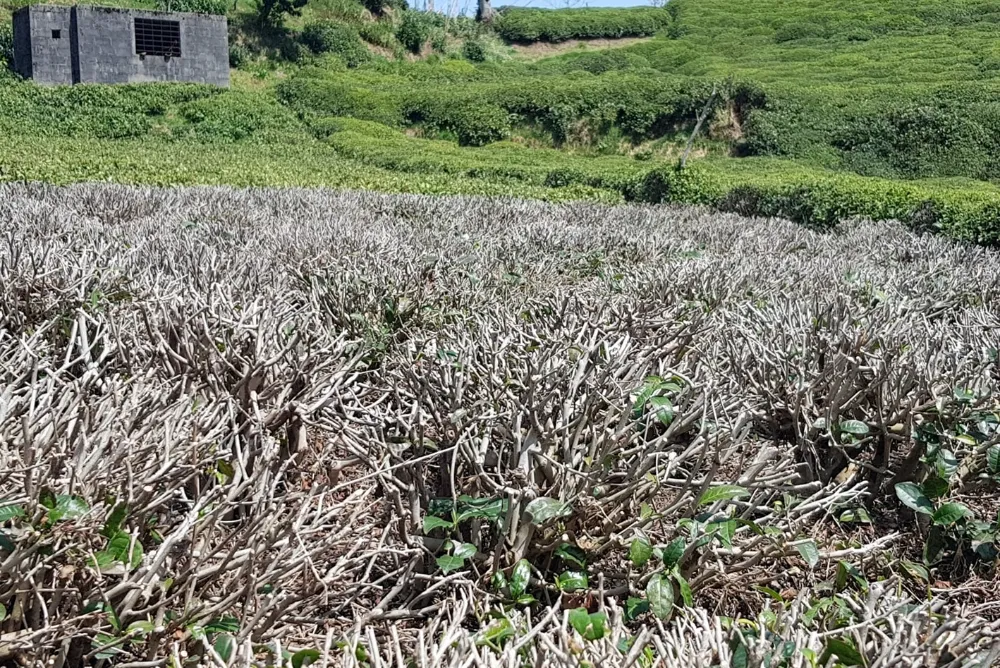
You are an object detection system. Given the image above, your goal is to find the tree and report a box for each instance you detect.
[476,0,492,22]
[256,0,307,25]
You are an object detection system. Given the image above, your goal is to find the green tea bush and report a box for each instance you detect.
[178,91,301,141]
[301,21,371,67]
[229,43,252,67]
[397,11,434,53]
[495,7,670,43]
[158,0,229,14]
[0,23,13,69]
[638,160,1000,244]
[772,22,826,42]
[462,38,487,62]
[408,100,512,146]
[834,101,1000,181]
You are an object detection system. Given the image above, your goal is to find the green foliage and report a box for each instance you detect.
[0,23,13,70]
[568,608,607,640]
[228,42,252,67]
[301,21,371,67]
[773,22,826,43]
[158,0,228,14]
[361,0,407,16]
[256,0,308,26]
[178,91,300,141]
[462,38,487,62]
[495,7,670,43]
[397,11,434,54]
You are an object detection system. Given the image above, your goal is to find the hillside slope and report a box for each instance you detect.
[1,0,1000,241]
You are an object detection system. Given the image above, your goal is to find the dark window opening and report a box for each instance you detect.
[134,18,181,58]
[51,29,61,39]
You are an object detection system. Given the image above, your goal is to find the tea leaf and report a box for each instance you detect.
[697,485,749,507]
[895,482,932,515]
[646,573,675,620]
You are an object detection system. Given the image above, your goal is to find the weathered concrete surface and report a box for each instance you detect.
[11,4,229,87]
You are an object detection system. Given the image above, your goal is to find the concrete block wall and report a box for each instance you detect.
[11,4,229,87]
[13,5,74,84]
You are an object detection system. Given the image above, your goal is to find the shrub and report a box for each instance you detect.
[280,39,307,62]
[834,101,1000,181]
[362,0,407,16]
[494,7,670,43]
[397,11,433,53]
[158,0,228,14]
[255,0,307,26]
[773,22,826,42]
[301,22,371,67]
[462,38,487,62]
[179,91,299,141]
[0,24,12,70]
[229,43,252,68]
[407,100,511,146]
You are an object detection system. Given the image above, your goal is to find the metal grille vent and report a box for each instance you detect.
[134,18,181,57]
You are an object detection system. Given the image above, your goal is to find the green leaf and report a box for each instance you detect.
[632,383,657,419]
[935,449,959,480]
[490,570,507,591]
[821,638,865,666]
[894,482,932,515]
[436,554,466,574]
[661,537,685,569]
[0,504,24,523]
[126,620,154,636]
[102,502,127,538]
[510,559,531,599]
[898,559,929,582]
[706,519,736,549]
[838,507,871,523]
[524,497,573,524]
[423,515,454,533]
[954,387,975,403]
[556,571,588,592]
[697,485,749,507]
[92,633,124,660]
[922,476,949,499]
[640,502,653,520]
[568,608,606,641]
[648,396,673,425]
[932,503,969,527]
[645,573,674,620]
[292,649,321,668]
[47,495,89,523]
[924,525,948,565]
[795,540,820,569]
[90,550,118,571]
[838,420,869,436]
[39,488,56,510]
[107,531,143,569]
[625,597,649,620]
[629,534,653,567]
[554,543,587,569]
[476,618,515,647]
[0,603,6,622]
[455,496,508,523]
[674,571,693,607]
[214,633,236,662]
[989,445,1000,475]
[205,616,240,634]
[450,541,477,560]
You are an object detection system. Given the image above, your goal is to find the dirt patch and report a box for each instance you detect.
[509,36,652,60]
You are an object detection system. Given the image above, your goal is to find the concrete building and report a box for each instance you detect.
[12,4,229,86]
